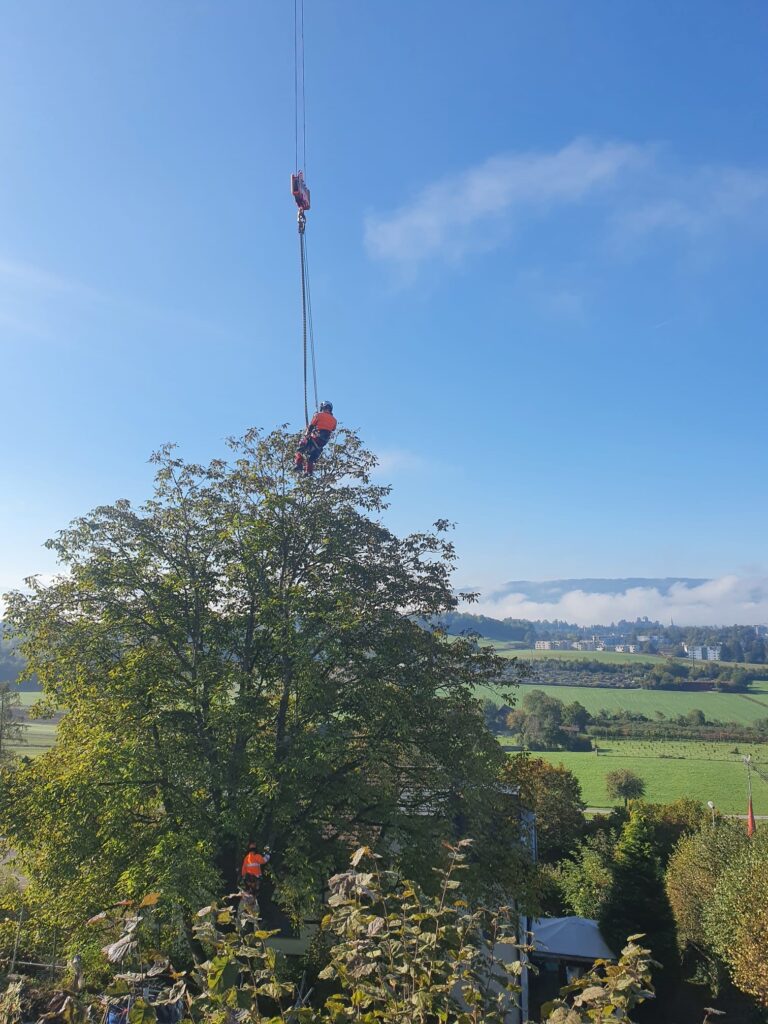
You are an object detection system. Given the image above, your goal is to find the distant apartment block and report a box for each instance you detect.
[684,644,722,662]
[614,644,640,654]
[573,640,597,651]
[534,640,572,651]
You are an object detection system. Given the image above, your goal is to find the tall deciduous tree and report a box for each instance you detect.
[504,756,585,862]
[506,689,566,750]
[665,819,747,985]
[0,428,531,944]
[668,821,768,1005]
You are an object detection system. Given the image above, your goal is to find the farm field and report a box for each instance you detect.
[482,640,768,672]
[511,682,768,725]
[16,691,42,707]
[8,721,57,755]
[501,738,768,815]
[482,642,667,664]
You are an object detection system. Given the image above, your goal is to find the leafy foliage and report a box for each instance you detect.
[12,846,655,1024]
[605,770,646,807]
[598,808,677,972]
[665,819,747,988]
[541,938,656,1023]
[0,684,25,760]
[553,831,616,919]
[503,756,585,862]
[506,690,568,751]
[667,820,768,1005]
[0,428,530,949]
[702,828,768,1005]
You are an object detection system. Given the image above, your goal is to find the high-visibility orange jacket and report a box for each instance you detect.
[310,411,337,433]
[241,851,269,877]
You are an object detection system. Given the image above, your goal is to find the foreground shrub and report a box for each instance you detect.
[1,844,656,1024]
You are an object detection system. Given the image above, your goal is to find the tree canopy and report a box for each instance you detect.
[599,807,677,972]
[504,755,585,862]
[667,819,768,1005]
[605,768,646,807]
[1,428,531,947]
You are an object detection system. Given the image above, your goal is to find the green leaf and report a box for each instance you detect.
[207,956,239,994]
[128,1001,156,1024]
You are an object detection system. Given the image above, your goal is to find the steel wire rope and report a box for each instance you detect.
[293,0,299,172]
[302,227,319,411]
[299,224,310,426]
[300,0,307,177]
[294,0,317,427]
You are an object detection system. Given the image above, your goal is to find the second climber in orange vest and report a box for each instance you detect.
[294,401,337,474]
[241,842,270,892]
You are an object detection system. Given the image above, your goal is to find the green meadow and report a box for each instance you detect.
[504,737,768,815]
[484,642,667,665]
[16,691,41,707]
[8,720,57,755]
[510,681,768,725]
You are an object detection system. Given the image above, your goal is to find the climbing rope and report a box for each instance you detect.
[303,226,319,413]
[298,215,310,426]
[293,0,317,428]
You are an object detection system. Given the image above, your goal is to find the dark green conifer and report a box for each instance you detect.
[599,806,678,973]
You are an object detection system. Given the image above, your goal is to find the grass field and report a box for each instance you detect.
[501,737,768,815]
[509,682,768,725]
[16,691,42,707]
[8,721,57,755]
[484,643,668,665]
[482,640,768,672]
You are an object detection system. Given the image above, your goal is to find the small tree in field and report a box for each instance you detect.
[606,768,646,807]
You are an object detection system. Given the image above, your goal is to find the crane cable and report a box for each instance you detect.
[294,0,317,428]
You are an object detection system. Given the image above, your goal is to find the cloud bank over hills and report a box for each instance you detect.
[473,576,768,627]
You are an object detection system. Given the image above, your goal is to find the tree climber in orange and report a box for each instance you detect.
[240,841,270,893]
[294,401,337,474]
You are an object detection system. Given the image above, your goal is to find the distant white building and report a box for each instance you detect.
[614,644,639,654]
[535,640,572,651]
[685,644,722,662]
[573,640,597,652]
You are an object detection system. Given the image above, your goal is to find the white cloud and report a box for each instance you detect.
[613,166,768,241]
[366,140,768,274]
[365,139,645,268]
[474,575,768,627]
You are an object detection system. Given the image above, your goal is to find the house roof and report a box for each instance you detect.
[531,917,615,962]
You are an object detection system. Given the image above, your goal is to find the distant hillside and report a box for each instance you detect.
[437,613,534,642]
[0,628,37,689]
[489,577,709,602]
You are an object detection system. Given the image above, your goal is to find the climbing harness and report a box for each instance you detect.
[292,0,318,428]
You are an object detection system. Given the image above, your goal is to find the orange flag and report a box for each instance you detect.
[747,797,756,837]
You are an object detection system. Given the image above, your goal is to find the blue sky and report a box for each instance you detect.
[2,1,768,623]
